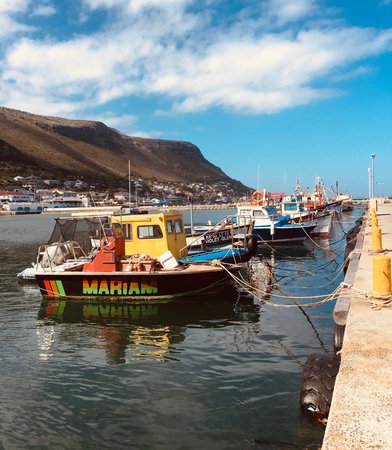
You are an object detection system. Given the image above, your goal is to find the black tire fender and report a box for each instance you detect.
[246,234,258,257]
[300,353,341,420]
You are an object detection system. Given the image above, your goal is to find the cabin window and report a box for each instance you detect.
[253,210,265,217]
[166,220,173,234]
[137,225,163,239]
[113,223,124,238]
[103,223,113,237]
[284,204,297,211]
[123,224,132,239]
[174,219,183,233]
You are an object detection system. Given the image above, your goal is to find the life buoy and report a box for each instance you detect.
[252,190,264,206]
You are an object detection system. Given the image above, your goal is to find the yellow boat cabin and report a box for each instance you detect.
[111,210,188,259]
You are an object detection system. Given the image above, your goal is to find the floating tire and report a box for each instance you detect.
[246,234,258,257]
[300,353,341,420]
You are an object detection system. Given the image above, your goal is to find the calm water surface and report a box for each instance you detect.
[0,209,362,449]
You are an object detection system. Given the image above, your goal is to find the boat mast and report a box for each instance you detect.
[128,160,131,209]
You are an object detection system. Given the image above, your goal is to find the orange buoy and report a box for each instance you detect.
[252,190,264,206]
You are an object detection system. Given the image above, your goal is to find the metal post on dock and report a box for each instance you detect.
[371,208,378,227]
[188,195,194,235]
[371,153,376,198]
[128,160,131,209]
[372,226,382,251]
[372,254,392,301]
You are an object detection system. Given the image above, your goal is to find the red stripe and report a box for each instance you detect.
[43,280,54,297]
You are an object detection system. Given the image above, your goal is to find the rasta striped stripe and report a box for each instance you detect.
[43,280,66,297]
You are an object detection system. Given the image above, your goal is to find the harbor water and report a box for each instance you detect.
[0,209,362,449]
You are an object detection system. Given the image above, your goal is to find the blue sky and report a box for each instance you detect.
[0,0,391,198]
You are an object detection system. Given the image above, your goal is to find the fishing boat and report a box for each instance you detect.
[311,210,334,237]
[185,214,254,252]
[280,196,316,221]
[278,196,335,238]
[336,193,354,211]
[236,201,316,244]
[35,211,254,302]
[301,178,343,213]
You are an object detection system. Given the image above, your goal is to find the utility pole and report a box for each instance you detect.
[368,167,371,199]
[371,154,376,198]
[128,160,131,208]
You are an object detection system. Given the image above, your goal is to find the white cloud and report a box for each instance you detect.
[265,0,318,25]
[331,66,374,82]
[0,15,34,39]
[82,0,190,14]
[32,4,56,16]
[129,129,163,138]
[0,0,30,14]
[148,27,392,114]
[82,0,124,10]
[87,112,137,130]
[1,0,392,118]
[0,0,34,38]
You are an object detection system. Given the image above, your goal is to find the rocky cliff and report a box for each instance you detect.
[0,107,246,192]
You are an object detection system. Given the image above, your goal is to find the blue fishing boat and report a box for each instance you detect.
[179,234,258,264]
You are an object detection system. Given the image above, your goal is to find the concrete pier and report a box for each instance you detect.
[323,202,392,449]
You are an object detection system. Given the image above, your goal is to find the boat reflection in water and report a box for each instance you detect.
[37,285,260,365]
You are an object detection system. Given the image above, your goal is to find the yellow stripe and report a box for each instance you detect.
[50,280,59,296]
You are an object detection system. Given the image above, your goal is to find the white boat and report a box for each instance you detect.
[236,203,316,244]
[311,211,334,237]
[2,202,45,213]
[279,198,334,238]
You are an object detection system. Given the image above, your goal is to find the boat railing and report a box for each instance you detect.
[36,241,90,272]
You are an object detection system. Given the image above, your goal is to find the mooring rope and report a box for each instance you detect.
[219,261,343,308]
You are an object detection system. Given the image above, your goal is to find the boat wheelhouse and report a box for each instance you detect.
[236,203,316,244]
[112,210,188,259]
[113,210,255,264]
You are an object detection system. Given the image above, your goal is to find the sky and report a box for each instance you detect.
[0,0,391,198]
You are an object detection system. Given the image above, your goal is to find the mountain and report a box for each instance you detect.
[0,107,247,192]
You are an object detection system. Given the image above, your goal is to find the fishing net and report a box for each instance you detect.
[47,218,108,253]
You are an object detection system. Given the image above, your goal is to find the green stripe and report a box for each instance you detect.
[56,280,66,296]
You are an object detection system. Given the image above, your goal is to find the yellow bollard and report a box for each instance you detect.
[372,226,382,251]
[372,215,379,228]
[372,254,392,300]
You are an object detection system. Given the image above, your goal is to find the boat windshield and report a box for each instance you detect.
[283,203,298,211]
[264,206,278,216]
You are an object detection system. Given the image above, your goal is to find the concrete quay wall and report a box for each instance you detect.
[323,202,392,449]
